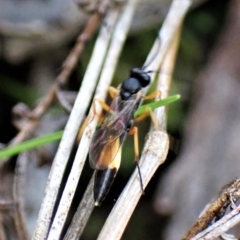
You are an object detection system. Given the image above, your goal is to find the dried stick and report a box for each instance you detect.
[97,132,169,240]
[47,4,123,239]
[63,175,95,240]
[155,24,182,130]
[96,1,191,239]
[62,0,140,238]
[0,214,7,240]
[32,1,112,239]
[183,178,240,240]
[0,201,15,210]
[192,205,240,240]
[13,152,29,240]
[142,0,192,80]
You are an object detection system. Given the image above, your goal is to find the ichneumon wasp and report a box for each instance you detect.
[89,67,160,206]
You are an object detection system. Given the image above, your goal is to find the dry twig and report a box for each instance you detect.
[6,0,110,149]
[46,1,124,237]
[62,0,140,238]
[183,178,240,240]
[13,152,29,240]
[192,205,240,240]
[32,1,112,239]
[0,215,7,240]
[96,1,191,239]
[63,175,95,240]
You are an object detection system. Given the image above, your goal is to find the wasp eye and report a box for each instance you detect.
[130,68,150,87]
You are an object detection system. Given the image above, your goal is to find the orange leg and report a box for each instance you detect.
[128,126,144,193]
[93,99,111,113]
[143,89,161,100]
[92,85,119,115]
[134,111,149,122]
[128,127,139,162]
[78,86,118,140]
[108,86,118,99]
[134,107,159,130]
[134,89,161,129]
[77,99,111,141]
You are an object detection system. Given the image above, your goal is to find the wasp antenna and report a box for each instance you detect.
[145,69,171,77]
[142,36,161,70]
[145,70,154,74]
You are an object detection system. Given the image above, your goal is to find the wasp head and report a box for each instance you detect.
[120,68,151,100]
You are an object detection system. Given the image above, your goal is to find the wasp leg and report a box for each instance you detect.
[78,87,118,140]
[92,87,117,115]
[134,111,149,122]
[135,89,161,123]
[134,107,159,130]
[77,99,111,141]
[134,89,161,129]
[143,89,161,100]
[128,127,144,194]
[93,99,111,113]
[108,86,118,99]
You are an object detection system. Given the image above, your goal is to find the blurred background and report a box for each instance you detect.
[1,0,238,239]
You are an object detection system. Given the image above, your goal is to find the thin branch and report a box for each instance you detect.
[142,0,192,81]
[32,1,112,239]
[183,194,229,240]
[13,152,29,240]
[56,0,109,87]
[48,0,140,239]
[63,175,95,240]
[0,215,7,240]
[97,131,169,240]
[6,0,109,151]
[0,200,15,210]
[183,178,240,240]
[96,0,191,239]
[155,24,182,130]
[47,5,121,239]
[192,205,240,240]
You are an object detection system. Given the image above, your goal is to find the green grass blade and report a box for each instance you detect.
[134,94,181,117]
[0,131,63,160]
[0,95,180,159]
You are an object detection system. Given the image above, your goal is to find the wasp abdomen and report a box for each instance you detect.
[94,168,117,206]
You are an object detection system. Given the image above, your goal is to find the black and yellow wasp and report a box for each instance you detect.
[89,67,159,206]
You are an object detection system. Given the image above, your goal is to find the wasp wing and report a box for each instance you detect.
[89,93,141,170]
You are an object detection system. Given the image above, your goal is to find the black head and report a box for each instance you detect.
[120,68,151,100]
